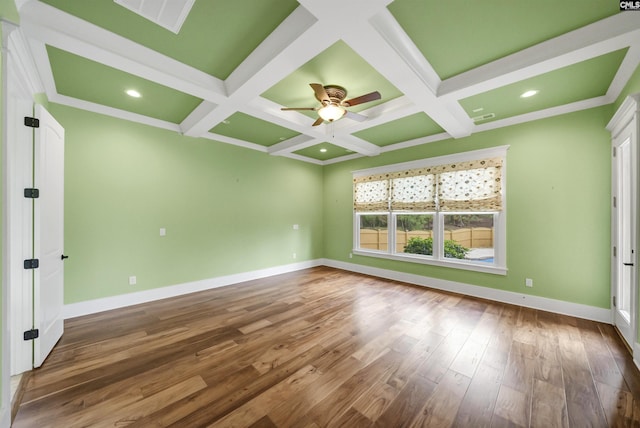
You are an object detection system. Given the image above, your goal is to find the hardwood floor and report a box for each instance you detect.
[12,266,640,427]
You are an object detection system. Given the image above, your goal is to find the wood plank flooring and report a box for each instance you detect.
[12,266,640,427]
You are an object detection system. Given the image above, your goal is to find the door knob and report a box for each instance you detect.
[61,254,69,260]
[623,262,634,266]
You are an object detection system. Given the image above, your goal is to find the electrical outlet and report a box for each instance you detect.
[160,227,166,236]
[349,253,353,259]
[129,276,137,285]
[292,253,297,259]
[525,278,533,287]
[293,224,299,230]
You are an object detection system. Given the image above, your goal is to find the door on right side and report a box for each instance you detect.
[612,124,637,350]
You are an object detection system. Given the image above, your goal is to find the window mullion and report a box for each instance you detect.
[389,212,396,254]
[434,213,444,260]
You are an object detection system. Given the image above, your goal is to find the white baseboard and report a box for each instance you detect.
[0,405,9,428]
[633,342,640,371]
[63,259,323,319]
[64,257,611,325]
[322,258,611,323]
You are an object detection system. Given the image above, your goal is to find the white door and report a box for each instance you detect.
[32,105,65,367]
[612,123,637,349]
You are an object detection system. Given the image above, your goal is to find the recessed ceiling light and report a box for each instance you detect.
[472,107,484,113]
[222,120,230,125]
[125,89,141,98]
[320,148,327,153]
[520,90,538,98]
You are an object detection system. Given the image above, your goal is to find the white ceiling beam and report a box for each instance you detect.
[332,96,421,133]
[268,134,319,156]
[51,93,182,132]
[358,10,474,138]
[296,0,393,22]
[180,6,338,138]
[179,100,219,135]
[474,96,610,134]
[225,6,318,96]
[200,132,269,153]
[439,12,640,100]
[606,43,640,102]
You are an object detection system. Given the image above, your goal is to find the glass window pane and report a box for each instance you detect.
[443,214,494,263]
[396,214,434,256]
[359,214,388,251]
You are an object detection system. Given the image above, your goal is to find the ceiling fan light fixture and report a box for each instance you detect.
[318,104,346,122]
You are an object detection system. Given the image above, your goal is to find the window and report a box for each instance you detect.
[353,146,508,275]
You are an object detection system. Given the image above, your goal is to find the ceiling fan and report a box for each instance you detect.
[281,83,381,126]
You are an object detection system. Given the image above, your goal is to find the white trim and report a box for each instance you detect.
[351,249,507,276]
[475,96,611,134]
[0,407,9,428]
[58,257,610,338]
[63,259,323,319]
[50,93,182,133]
[438,13,640,100]
[3,19,42,380]
[633,342,640,371]
[607,94,640,137]
[323,259,611,323]
[200,132,269,153]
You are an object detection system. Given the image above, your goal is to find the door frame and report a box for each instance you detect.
[1,18,46,421]
[608,93,640,358]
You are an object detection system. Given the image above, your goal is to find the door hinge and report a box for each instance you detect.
[614,246,617,257]
[24,188,40,199]
[613,146,617,157]
[24,116,40,128]
[23,329,39,341]
[23,259,39,269]
[613,295,617,307]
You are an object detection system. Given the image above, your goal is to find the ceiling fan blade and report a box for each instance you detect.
[312,117,324,126]
[281,107,317,111]
[345,111,367,122]
[310,83,330,103]
[343,91,381,107]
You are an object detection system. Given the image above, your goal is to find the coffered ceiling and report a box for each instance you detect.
[13,0,640,164]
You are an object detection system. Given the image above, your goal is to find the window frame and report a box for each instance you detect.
[352,146,508,276]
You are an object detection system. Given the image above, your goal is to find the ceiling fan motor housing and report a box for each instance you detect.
[323,85,347,104]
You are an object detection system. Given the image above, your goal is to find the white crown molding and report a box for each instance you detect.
[13,0,640,165]
[322,152,364,165]
[20,0,226,102]
[607,44,640,101]
[379,132,451,153]
[280,152,324,165]
[607,92,640,136]
[2,22,44,98]
[200,131,269,153]
[439,13,640,100]
[475,96,611,134]
[50,93,182,132]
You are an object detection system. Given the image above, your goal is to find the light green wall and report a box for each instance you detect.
[0,22,4,407]
[48,104,324,304]
[324,106,613,309]
[614,61,640,110]
[0,0,19,23]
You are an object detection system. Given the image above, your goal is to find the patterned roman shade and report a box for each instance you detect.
[354,157,503,213]
[436,158,503,211]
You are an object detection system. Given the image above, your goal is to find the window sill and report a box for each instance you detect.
[352,249,508,276]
